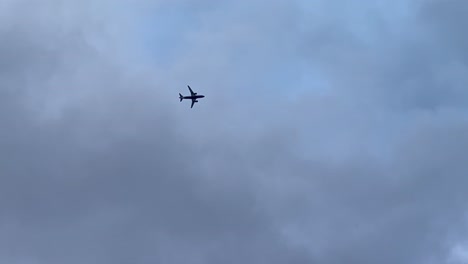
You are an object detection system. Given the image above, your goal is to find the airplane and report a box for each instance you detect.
[179,85,205,108]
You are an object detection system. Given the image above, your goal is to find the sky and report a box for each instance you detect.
[1,0,468,263]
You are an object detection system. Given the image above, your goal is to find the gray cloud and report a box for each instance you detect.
[1,0,468,263]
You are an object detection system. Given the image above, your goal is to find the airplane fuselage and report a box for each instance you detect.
[182,95,205,100]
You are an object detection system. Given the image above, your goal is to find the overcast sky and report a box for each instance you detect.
[1,0,468,263]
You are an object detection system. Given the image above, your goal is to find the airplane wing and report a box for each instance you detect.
[191,99,196,108]
[187,85,196,96]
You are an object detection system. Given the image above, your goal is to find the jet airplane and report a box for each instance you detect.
[179,85,205,108]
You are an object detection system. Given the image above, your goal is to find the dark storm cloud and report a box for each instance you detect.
[1,0,468,264]
[0,1,310,263]
[269,1,468,263]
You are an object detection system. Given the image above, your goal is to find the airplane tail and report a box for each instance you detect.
[179,93,183,102]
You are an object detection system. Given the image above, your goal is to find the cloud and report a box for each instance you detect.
[1,0,468,263]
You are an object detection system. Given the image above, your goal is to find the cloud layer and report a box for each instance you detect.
[1,0,468,263]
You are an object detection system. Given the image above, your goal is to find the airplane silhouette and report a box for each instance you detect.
[179,85,205,108]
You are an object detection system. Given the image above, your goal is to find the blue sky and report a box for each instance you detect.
[139,3,203,67]
[137,1,311,100]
